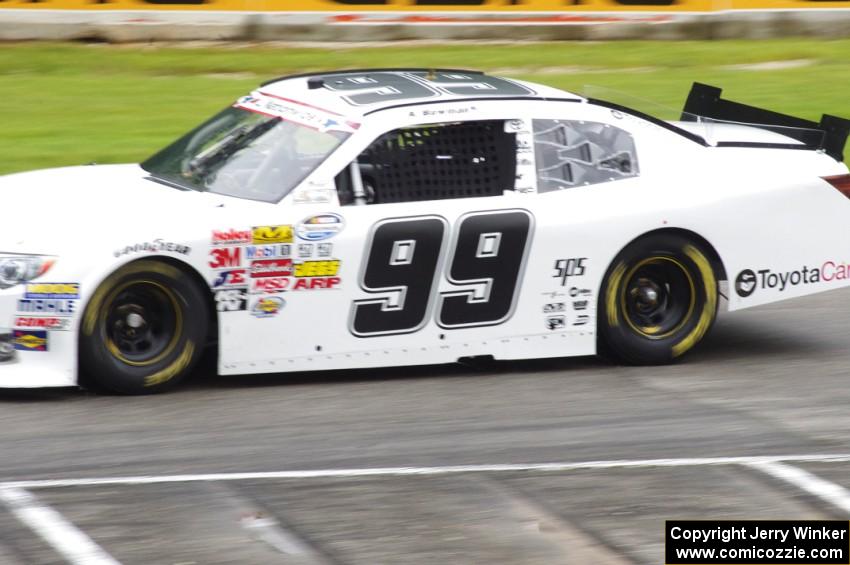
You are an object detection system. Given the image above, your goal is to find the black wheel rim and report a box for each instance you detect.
[104,281,181,366]
[621,257,695,338]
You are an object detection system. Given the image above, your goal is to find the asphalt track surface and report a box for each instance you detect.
[0,288,849,564]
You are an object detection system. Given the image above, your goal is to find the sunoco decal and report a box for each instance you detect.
[13,330,48,352]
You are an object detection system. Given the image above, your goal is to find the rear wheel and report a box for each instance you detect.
[599,234,718,365]
[80,260,208,394]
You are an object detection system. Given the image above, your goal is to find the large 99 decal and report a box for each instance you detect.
[350,210,533,337]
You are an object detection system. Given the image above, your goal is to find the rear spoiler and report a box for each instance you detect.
[681,82,850,162]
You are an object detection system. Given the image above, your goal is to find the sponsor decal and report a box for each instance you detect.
[541,290,567,299]
[296,213,345,241]
[215,288,248,312]
[546,315,566,330]
[251,296,285,318]
[735,261,850,297]
[17,299,76,315]
[14,316,71,330]
[573,314,590,326]
[317,243,333,258]
[294,260,340,278]
[543,302,565,313]
[212,228,252,245]
[251,259,293,278]
[211,269,247,288]
[735,269,757,297]
[573,300,589,311]
[251,277,289,294]
[553,258,587,286]
[292,276,340,290]
[235,93,359,134]
[246,244,291,259]
[569,287,592,298]
[253,225,294,244]
[297,244,314,258]
[209,247,242,269]
[24,283,79,299]
[114,240,190,258]
[13,330,47,352]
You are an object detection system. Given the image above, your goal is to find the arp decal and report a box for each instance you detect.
[253,225,294,244]
[294,260,340,278]
[13,330,48,352]
[251,296,286,318]
[251,259,293,278]
[212,229,252,245]
[209,247,241,269]
[291,277,340,290]
[14,317,72,331]
[296,214,345,241]
[215,288,248,312]
[24,283,80,300]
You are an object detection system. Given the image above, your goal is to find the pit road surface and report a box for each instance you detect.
[1,289,849,564]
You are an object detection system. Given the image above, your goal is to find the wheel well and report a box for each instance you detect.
[620,228,727,282]
[150,257,218,346]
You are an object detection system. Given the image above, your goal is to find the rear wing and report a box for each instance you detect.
[681,83,850,163]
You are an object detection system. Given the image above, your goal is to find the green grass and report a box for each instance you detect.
[1,39,849,175]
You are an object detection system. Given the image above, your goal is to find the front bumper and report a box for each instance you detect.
[0,289,77,388]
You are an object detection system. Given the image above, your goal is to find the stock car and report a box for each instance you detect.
[1,69,849,394]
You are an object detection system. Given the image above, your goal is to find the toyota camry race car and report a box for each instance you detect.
[1,69,849,394]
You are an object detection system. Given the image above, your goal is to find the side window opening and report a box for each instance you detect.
[336,120,517,205]
[532,119,639,193]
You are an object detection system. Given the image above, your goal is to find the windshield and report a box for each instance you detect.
[141,97,353,203]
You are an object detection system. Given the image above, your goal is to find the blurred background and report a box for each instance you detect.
[1,1,850,564]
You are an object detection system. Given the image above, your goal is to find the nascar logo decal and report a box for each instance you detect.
[13,330,48,352]
[24,283,80,299]
[296,214,345,242]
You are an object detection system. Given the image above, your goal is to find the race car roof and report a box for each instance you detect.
[258,69,582,118]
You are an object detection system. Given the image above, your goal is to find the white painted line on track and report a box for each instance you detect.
[0,487,121,565]
[0,454,848,490]
[746,461,850,514]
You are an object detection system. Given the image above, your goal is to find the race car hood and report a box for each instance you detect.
[0,164,258,255]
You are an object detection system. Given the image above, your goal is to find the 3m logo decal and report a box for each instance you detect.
[253,225,294,244]
[13,330,48,352]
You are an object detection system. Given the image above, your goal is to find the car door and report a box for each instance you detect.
[313,111,545,366]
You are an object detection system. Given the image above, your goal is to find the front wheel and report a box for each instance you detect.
[79,260,208,394]
[599,234,718,365]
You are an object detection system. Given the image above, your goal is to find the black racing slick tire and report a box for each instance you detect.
[599,234,719,365]
[79,260,208,394]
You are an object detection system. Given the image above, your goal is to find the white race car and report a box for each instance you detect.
[1,70,849,393]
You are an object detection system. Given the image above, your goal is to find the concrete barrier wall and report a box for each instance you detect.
[2,1,850,41]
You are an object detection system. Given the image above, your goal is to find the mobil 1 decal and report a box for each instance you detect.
[350,210,533,337]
